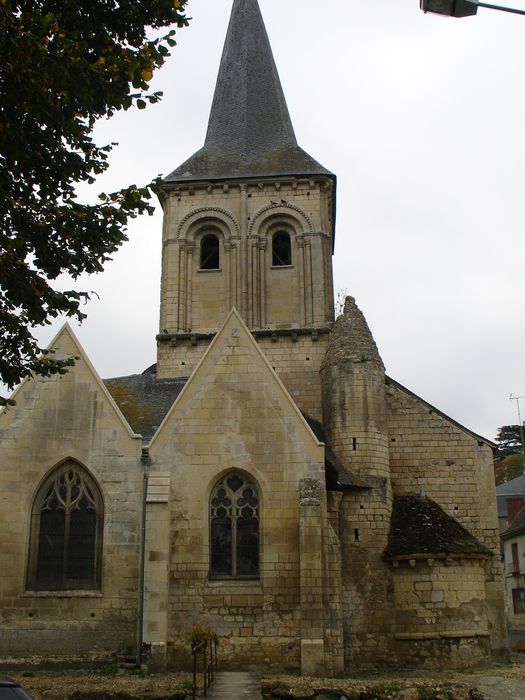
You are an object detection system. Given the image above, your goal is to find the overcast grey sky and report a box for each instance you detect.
[8,0,525,441]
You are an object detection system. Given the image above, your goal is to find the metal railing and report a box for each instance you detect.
[191,638,218,699]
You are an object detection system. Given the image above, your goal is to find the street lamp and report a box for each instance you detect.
[420,1,525,16]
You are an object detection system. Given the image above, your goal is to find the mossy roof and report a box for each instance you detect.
[104,366,187,443]
[384,493,493,559]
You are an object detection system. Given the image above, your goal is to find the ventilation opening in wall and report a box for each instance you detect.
[352,437,358,451]
[354,529,360,542]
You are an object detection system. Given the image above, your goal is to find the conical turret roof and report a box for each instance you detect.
[322,297,385,371]
[165,0,333,183]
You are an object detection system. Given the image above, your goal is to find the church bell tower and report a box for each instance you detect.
[156,0,336,414]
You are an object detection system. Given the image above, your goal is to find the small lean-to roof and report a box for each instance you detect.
[384,493,493,560]
[164,0,334,185]
[104,366,187,443]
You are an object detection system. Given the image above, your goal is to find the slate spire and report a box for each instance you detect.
[165,0,332,183]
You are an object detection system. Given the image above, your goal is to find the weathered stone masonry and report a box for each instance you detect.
[0,0,506,674]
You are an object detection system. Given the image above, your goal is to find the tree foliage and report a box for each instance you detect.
[494,425,524,484]
[495,424,524,460]
[0,0,189,403]
[494,452,523,486]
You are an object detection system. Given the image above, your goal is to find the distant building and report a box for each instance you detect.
[0,0,506,674]
[497,474,525,532]
[497,475,525,631]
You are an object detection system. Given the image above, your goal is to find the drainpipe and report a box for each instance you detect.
[136,446,150,668]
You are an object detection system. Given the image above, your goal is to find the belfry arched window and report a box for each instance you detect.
[210,473,260,579]
[27,462,103,591]
[272,230,292,266]
[200,233,220,270]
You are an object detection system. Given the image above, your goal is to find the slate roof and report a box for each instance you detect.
[104,367,188,443]
[496,473,525,496]
[502,504,525,540]
[164,0,333,184]
[384,493,493,559]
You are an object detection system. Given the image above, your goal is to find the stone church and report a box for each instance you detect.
[0,0,506,676]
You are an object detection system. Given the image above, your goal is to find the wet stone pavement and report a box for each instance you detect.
[203,671,262,699]
[472,673,525,700]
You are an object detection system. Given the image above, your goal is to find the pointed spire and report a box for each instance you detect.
[165,0,332,183]
[205,0,296,155]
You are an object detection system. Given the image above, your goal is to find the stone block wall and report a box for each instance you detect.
[157,331,330,422]
[389,558,491,668]
[385,378,506,653]
[158,176,334,343]
[148,312,327,673]
[339,488,395,669]
[0,328,143,661]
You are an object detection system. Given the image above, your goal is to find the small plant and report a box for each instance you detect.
[94,662,119,675]
[131,668,147,677]
[187,623,219,648]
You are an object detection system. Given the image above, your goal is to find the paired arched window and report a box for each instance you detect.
[27,462,103,591]
[200,233,220,270]
[272,231,292,266]
[210,473,260,579]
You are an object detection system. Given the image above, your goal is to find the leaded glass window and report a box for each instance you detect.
[210,473,259,578]
[27,462,103,590]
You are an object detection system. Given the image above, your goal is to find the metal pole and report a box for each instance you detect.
[510,395,525,473]
[478,2,525,15]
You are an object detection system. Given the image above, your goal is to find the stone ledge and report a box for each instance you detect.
[156,326,333,344]
[394,631,490,641]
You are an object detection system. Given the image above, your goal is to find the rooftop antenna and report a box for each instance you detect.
[509,394,525,474]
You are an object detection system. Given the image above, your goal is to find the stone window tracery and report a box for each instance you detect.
[272,230,292,266]
[27,462,103,591]
[210,473,259,578]
[200,232,220,270]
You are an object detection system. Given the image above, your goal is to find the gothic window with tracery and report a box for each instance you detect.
[210,473,259,578]
[272,230,292,266]
[200,233,220,270]
[27,462,103,591]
